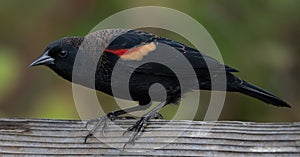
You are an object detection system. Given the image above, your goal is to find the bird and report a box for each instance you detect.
[30,28,290,145]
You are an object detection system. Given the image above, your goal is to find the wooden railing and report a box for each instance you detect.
[0,118,299,156]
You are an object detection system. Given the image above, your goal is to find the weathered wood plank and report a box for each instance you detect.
[0,118,299,156]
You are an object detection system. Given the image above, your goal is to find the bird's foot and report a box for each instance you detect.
[123,113,156,148]
[84,112,135,143]
[84,116,110,143]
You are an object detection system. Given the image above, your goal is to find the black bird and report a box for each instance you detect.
[30,29,290,145]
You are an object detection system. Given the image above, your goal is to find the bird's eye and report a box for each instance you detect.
[58,51,68,58]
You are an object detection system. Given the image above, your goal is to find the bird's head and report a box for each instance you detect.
[30,37,83,81]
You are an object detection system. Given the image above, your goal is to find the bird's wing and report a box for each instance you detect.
[104,29,238,77]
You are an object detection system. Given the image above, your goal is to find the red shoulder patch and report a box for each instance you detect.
[104,49,128,56]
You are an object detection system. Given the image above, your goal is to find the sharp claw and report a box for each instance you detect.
[123,135,136,150]
[122,130,130,136]
[84,121,88,128]
[128,132,138,143]
[84,116,111,143]
[122,116,150,148]
[85,112,132,143]
[101,120,109,137]
[123,141,130,150]
[122,102,167,149]
[84,133,93,144]
[84,120,92,129]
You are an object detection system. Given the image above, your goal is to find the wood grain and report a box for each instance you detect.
[0,118,299,156]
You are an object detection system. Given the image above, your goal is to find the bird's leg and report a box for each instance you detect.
[123,101,167,148]
[84,104,152,143]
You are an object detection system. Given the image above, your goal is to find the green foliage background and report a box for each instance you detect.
[0,0,299,122]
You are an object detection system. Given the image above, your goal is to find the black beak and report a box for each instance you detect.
[29,51,55,67]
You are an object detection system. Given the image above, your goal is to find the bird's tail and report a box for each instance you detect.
[237,81,290,107]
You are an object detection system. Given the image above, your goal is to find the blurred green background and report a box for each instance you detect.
[0,0,299,122]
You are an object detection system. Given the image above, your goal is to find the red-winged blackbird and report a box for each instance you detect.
[30,29,290,145]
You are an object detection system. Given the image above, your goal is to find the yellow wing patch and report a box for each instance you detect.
[121,42,157,61]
